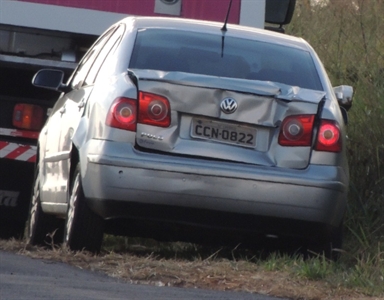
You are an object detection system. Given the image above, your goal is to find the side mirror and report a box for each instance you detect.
[265,0,296,31]
[333,85,353,111]
[32,69,66,91]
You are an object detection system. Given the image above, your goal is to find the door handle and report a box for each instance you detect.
[59,106,66,115]
[78,98,85,110]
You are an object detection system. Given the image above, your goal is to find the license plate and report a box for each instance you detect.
[191,118,256,148]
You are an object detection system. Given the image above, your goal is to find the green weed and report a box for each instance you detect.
[287,0,384,295]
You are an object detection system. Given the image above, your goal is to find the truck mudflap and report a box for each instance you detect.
[0,158,35,239]
[0,130,37,238]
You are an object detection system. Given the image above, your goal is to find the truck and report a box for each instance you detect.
[0,0,295,238]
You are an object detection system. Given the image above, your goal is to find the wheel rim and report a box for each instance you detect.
[65,174,79,243]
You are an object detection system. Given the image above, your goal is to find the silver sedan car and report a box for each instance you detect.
[27,16,353,258]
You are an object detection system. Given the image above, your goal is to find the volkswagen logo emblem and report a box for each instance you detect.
[220,98,238,114]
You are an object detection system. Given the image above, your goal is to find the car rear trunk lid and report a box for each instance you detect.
[132,70,325,169]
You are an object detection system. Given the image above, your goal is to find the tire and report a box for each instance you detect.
[0,220,25,240]
[326,222,343,261]
[64,164,104,253]
[26,165,64,246]
[307,222,343,261]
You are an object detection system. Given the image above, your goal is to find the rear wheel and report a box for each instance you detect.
[64,164,104,253]
[26,165,64,246]
[307,222,343,261]
[326,222,343,260]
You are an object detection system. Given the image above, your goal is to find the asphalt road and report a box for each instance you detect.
[0,251,285,300]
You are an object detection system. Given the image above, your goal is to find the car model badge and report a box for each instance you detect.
[220,98,238,114]
[160,0,179,4]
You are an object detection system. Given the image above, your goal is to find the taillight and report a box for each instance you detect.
[315,120,341,152]
[106,97,137,131]
[138,92,170,127]
[13,104,44,130]
[278,115,315,146]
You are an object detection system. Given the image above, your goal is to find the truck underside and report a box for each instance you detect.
[0,25,95,238]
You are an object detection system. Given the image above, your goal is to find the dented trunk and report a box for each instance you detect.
[132,70,325,169]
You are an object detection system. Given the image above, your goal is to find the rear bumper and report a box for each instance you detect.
[81,140,348,230]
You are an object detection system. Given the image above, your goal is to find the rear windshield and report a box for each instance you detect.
[129,29,323,91]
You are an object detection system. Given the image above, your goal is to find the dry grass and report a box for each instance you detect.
[0,238,382,300]
[1,2,383,300]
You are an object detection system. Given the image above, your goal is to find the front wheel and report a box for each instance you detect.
[26,165,64,246]
[64,164,104,253]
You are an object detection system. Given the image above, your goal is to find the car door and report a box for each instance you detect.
[41,27,117,206]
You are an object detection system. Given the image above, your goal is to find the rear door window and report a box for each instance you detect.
[85,25,125,85]
[69,27,115,89]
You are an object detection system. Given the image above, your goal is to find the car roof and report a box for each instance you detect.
[119,16,312,52]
